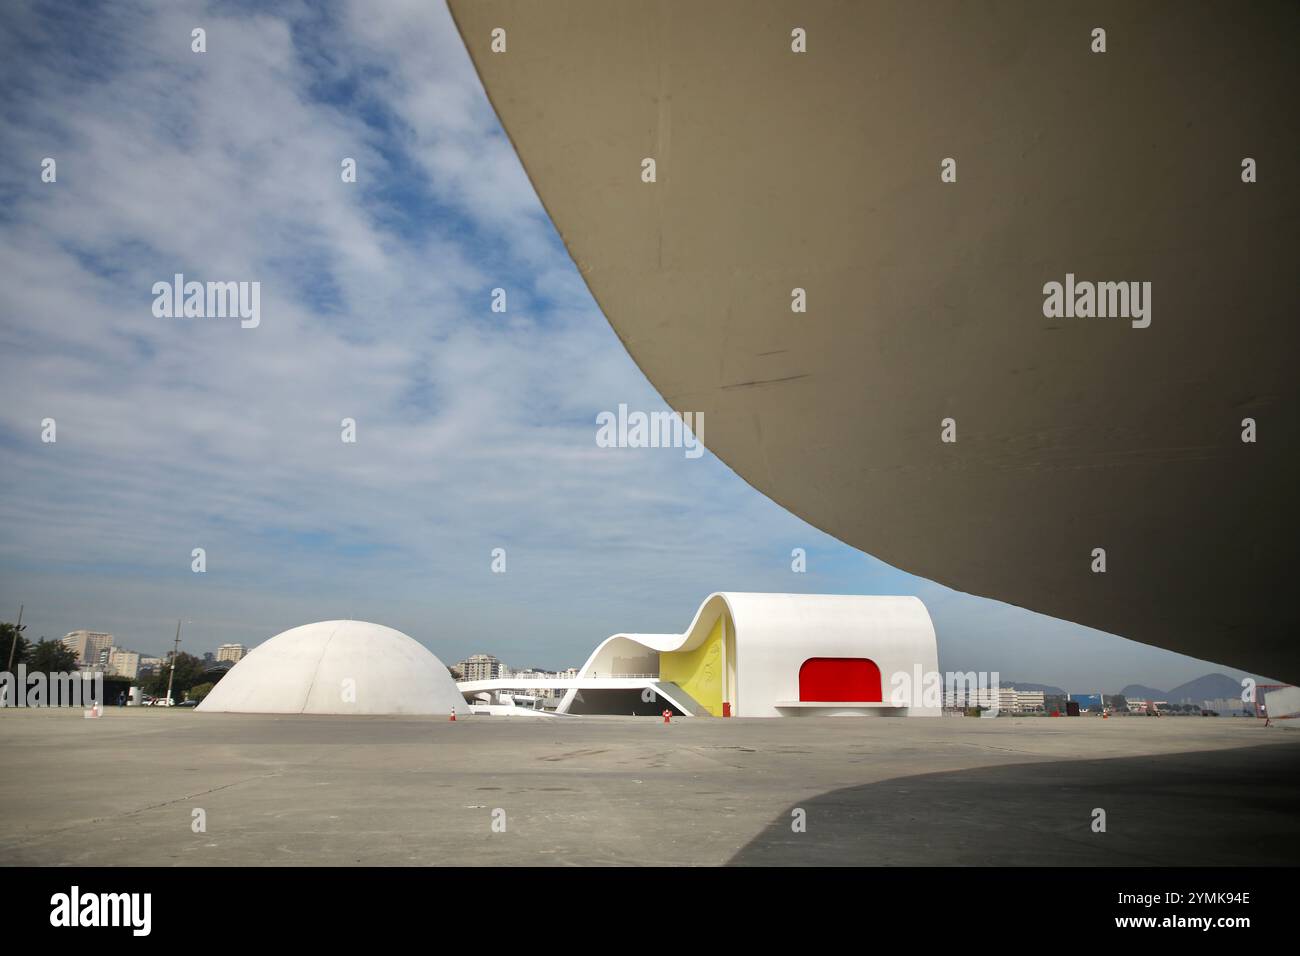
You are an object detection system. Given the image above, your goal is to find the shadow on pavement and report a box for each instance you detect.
[729,740,1300,866]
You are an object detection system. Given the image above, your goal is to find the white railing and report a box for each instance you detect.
[457,674,663,688]
[586,673,659,679]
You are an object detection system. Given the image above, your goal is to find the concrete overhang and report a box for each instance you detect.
[448,0,1300,682]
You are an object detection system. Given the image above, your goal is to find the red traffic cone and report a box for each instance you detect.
[662,709,671,724]
[449,709,457,722]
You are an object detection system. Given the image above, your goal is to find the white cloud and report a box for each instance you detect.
[0,0,832,668]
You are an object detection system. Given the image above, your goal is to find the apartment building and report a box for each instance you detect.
[60,631,114,667]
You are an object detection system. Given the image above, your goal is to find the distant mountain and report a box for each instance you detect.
[1003,681,1066,696]
[1117,674,1244,703]
[1002,675,1245,703]
[1166,673,1243,704]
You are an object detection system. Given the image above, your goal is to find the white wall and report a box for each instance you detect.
[569,593,940,718]
[727,593,940,717]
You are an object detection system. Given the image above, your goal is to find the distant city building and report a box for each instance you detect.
[1068,692,1104,713]
[138,656,164,675]
[106,648,140,680]
[502,669,560,699]
[996,686,1045,712]
[943,681,997,709]
[456,653,503,681]
[61,631,114,667]
[217,644,248,663]
[944,683,1043,713]
[1013,688,1045,711]
[1127,699,1169,713]
[1200,697,1248,715]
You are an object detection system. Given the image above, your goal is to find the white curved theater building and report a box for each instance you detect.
[459,593,940,718]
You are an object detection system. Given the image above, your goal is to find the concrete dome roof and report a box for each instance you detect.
[197,621,469,716]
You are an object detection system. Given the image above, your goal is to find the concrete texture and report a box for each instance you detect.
[446,0,1300,682]
[2,709,1297,866]
[198,621,469,716]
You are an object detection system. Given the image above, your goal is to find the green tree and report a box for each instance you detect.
[186,682,215,703]
[196,664,231,686]
[1,622,30,670]
[27,638,78,674]
[144,665,170,697]
[146,652,209,699]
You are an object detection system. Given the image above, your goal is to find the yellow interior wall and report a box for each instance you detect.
[659,615,725,716]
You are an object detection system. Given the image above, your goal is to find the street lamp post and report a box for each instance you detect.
[163,619,182,707]
[5,604,22,673]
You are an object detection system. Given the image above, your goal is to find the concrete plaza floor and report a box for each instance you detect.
[1,709,1296,866]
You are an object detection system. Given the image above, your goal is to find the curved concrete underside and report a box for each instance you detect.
[448,1,1299,681]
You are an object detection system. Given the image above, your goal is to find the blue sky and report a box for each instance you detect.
[0,0,1263,693]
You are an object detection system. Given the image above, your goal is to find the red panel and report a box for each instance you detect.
[799,657,882,702]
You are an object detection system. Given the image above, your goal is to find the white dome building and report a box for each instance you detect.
[197,621,469,717]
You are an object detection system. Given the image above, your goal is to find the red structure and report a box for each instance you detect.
[799,658,882,702]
